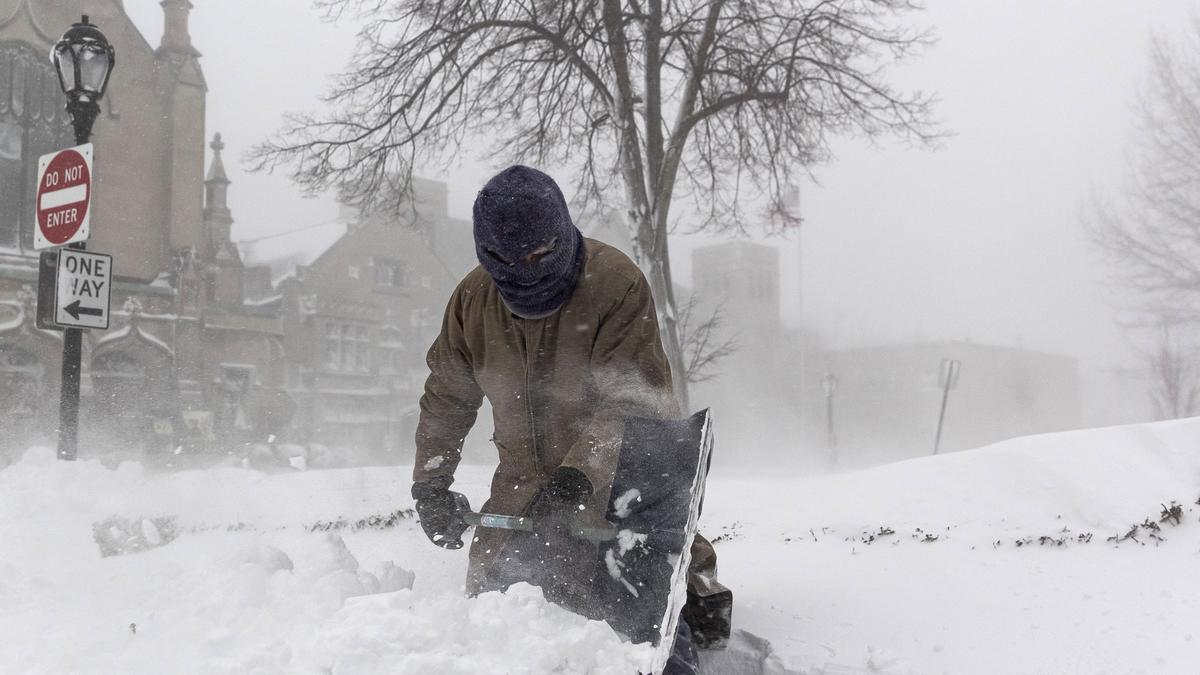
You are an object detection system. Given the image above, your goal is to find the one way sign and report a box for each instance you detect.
[55,249,111,329]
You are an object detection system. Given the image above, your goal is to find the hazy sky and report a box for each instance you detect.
[123,0,1196,376]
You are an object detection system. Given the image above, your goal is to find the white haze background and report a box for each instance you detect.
[121,0,1197,428]
[5,3,1200,674]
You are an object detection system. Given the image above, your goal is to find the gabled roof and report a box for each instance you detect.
[1,0,68,43]
[206,133,230,184]
[1,1,139,47]
[94,322,173,356]
[238,179,479,288]
[238,218,350,284]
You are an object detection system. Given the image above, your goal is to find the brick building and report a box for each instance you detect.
[0,1,286,462]
[241,179,476,463]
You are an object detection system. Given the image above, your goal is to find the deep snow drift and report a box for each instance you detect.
[2,416,1199,673]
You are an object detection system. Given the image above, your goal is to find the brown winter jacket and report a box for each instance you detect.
[414,238,680,592]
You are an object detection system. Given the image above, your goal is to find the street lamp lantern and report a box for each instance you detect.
[50,14,116,144]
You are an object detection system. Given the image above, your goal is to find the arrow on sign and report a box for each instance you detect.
[64,300,103,320]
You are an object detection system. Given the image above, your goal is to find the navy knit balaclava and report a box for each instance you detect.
[473,165,585,318]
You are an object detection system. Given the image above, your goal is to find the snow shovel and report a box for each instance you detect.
[465,409,714,674]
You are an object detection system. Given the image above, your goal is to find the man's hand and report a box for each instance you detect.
[531,466,593,516]
[412,476,471,549]
[525,467,597,608]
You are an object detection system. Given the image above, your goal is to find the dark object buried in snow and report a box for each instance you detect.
[92,516,179,557]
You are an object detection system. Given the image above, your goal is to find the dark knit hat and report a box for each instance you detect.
[473,166,585,318]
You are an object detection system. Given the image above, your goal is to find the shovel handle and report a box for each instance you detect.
[462,511,619,543]
[462,511,533,532]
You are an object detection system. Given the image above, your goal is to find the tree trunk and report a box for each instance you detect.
[624,206,691,414]
[648,256,691,414]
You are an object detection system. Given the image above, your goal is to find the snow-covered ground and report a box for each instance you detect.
[2,417,1199,674]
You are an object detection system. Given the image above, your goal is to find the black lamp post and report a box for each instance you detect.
[50,15,115,461]
[51,15,115,146]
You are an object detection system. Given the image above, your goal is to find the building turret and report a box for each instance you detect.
[156,0,206,252]
[159,0,199,56]
[201,132,242,306]
[204,132,233,248]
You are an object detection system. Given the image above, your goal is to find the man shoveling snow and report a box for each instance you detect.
[410,165,732,673]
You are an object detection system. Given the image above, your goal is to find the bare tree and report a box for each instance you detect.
[1147,316,1199,420]
[1087,26,1200,315]
[253,0,939,409]
[676,295,738,383]
[1085,23,1200,417]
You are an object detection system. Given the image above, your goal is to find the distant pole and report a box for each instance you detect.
[49,16,116,460]
[822,372,837,466]
[933,358,961,455]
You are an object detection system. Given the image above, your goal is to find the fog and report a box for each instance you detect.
[116,0,1194,469]
[6,3,1200,672]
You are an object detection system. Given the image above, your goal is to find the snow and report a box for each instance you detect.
[613,488,641,519]
[604,548,641,599]
[94,323,174,355]
[243,293,283,307]
[616,529,648,556]
[2,418,1200,673]
[0,449,652,673]
[704,417,1200,674]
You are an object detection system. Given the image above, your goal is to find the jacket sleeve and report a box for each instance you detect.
[414,285,484,486]
[560,272,679,505]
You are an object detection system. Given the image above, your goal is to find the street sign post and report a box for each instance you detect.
[34,143,92,250]
[933,358,962,455]
[53,249,111,329]
[822,372,838,466]
[46,15,117,462]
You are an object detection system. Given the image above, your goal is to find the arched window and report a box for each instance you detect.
[0,42,73,252]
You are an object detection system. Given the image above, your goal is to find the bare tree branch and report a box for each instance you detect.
[1083,20,1200,418]
[253,0,939,408]
[1147,316,1200,420]
[676,294,739,383]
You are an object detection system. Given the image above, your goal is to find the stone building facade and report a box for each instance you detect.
[242,179,476,464]
[0,0,286,462]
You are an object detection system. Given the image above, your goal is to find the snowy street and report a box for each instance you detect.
[3,417,1198,674]
[6,2,1200,673]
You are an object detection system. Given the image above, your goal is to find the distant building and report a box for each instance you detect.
[802,340,1082,465]
[691,241,781,332]
[0,1,287,461]
[682,238,1084,466]
[242,179,476,462]
[685,241,803,460]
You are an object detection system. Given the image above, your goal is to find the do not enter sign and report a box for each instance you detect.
[34,143,93,250]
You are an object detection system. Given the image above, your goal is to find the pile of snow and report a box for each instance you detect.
[0,448,651,674]
[705,417,1200,673]
[2,416,1199,673]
